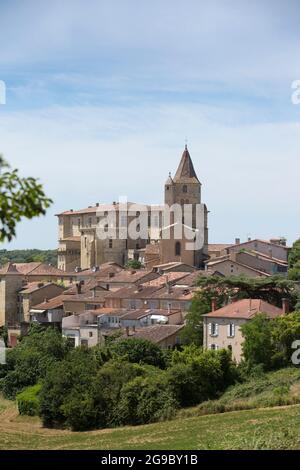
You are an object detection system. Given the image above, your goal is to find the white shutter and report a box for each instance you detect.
[215,323,219,336]
[208,323,212,335]
[227,324,231,337]
[232,323,235,337]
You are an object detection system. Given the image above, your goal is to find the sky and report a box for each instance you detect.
[0,0,300,249]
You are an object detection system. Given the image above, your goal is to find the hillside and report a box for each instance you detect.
[1,392,300,450]
[179,367,300,418]
[0,249,57,267]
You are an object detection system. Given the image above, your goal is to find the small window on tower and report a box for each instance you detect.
[183,185,187,193]
[109,239,113,249]
[175,241,181,256]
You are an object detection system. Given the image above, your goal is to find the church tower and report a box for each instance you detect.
[162,145,208,267]
[165,145,201,227]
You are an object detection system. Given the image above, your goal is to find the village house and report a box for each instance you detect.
[203,298,286,362]
[29,295,66,329]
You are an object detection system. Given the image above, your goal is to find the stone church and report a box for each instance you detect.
[56,146,208,271]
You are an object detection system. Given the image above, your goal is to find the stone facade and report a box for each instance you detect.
[57,147,209,271]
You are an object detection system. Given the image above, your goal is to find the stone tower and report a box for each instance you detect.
[162,145,208,267]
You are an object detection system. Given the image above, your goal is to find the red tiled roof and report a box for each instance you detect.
[203,298,283,319]
[123,324,184,343]
[31,294,65,311]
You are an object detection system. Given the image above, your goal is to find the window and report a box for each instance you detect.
[183,185,187,193]
[88,217,92,227]
[166,186,169,190]
[104,224,108,232]
[136,243,140,250]
[209,322,218,337]
[175,241,181,256]
[84,237,87,248]
[78,218,81,228]
[109,239,113,249]
[136,223,140,232]
[89,331,93,337]
[228,322,235,338]
[81,339,88,347]
[210,344,219,350]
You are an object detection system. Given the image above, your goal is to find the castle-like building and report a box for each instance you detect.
[56,146,208,271]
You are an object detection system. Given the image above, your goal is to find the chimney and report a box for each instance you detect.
[211,297,217,312]
[235,238,240,245]
[126,326,129,336]
[44,297,49,303]
[282,298,289,315]
[248,236,251,241]
[76,282,81,295]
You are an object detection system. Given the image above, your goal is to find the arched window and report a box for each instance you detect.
[175,241,181,256]
[183,185,187,193]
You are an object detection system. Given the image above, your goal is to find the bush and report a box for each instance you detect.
[167,346,237,407]
[117,372,177,426]
[17,383,41,416]
[110,337,166,368]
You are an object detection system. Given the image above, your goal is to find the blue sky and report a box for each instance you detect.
[0,0,300,249]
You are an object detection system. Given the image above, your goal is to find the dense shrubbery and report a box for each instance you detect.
[17,384,41,416]
[241,311,300,371]
[0,326,239,431]
[0,324,71,399]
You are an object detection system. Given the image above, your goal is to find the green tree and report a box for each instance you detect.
[110,337,166,368]
[0,155,52,242]
[240,314,274,370]
[125,259,142,269]
[271,311,300,367]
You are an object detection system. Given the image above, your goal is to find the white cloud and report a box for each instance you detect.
[0,101,299,249]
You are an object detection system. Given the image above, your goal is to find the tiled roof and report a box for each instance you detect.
[173,146,200,184]
[205,258,271,277]
[208,244,232,252]
[203,298,283,319]
[142,272,190,287]
[0,262,71,277]
[226,239,290,251]
[31,294,65,311]
[150,286,196,300]
[104,285,163,300]
[123,324,184,343]
[19,282,59,294]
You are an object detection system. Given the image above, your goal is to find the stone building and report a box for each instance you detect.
[56,146,208,271]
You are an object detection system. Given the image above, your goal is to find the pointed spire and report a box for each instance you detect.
[165,171,173,185]
[173,146,200,183]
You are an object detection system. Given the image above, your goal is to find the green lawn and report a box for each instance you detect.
[1,395,300,450]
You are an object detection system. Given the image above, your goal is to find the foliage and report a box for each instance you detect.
[241,311,300,371]
[117,373,177,426]
[125,259,142,269]
[196,274,298,309]
[167,346,237,407]
[0,326,8,347]
[0,155,52,242]
[180,289,225,346]
[110,337,166,368]
[289,239,300,269]
[16,383,41,416]
[0,325,70,399]
[241,314,274,371]
[0,249,57,267]
[39,346,100,429]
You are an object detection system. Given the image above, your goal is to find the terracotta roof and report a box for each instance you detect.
[226,239,290,251]
[0,262,72,277]
[208,244,232,252]
[104,269,158,284]
[142,272,190,287]
[150,286,196,300]
[123,324,184,343]
[203,298,283,319]
[56,202,164,217]
[19,282,62,294]
[205,258,271,277]
[173,271,206,287]
[173,146,200,184]
[31,294,65,311]
[104,285,163,300]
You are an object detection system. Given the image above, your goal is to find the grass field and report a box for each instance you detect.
[1,394,300,450]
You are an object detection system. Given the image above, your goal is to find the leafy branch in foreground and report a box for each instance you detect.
[0,155,52,242]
